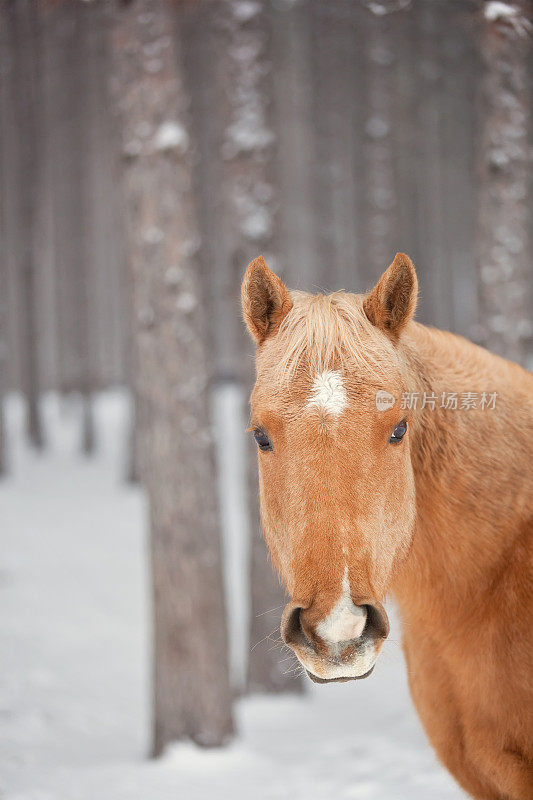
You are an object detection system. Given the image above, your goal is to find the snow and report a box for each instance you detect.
[212,383,251,692]
[153,121,189,154]
[484,1,519,21]
[233,1,261,23]
[142,226,164,244]
[364,0,412,16]
[0,391,466,800]
[240,206,272,240]
[224,115,275,155]
[174,290,197,313]
[483,2,532,34]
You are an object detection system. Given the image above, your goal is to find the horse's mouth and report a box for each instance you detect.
[305,664,376,684]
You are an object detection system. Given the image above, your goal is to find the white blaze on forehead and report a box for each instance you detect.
[307,370,347,417]
[316,567,367,644]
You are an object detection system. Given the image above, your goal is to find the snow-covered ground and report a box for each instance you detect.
[0,392,465,800]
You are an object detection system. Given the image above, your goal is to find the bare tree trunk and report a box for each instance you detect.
[271,0,316,289]
[416,2,451,330]
[321,1,360,293]
[44,1,95,450]
[8,0,43,447]
[440,1,477,340]
[125,383,142,484]
[309,0,338,291]
[476,1,531,365]
[360,2,400,285]
[0,0,10,475]
[309,0,362,293]
[86,0,128,393]
[109,0,233,754]
[178,1,246,691]
[0,269,5,474]
[68,2,95,453]
[389,1,418,261]
[215,0,302,694]
[78,0,103,455]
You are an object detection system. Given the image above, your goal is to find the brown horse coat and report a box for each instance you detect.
[242,254,533,800]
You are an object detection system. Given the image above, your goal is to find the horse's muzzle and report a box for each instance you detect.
[280,600,389,683]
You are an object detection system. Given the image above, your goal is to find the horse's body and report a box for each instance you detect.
[391,322,533,799]
[241,254,533,799]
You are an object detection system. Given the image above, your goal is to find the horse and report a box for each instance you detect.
[241,253,533,800]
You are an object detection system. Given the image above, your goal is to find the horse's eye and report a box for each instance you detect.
[253,429,273,452]
[389,419,407,444]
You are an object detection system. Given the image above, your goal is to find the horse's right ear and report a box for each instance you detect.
[241,256,293,345]
[363,252,418,340]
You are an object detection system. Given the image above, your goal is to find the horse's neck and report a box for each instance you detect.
[392,322,533,617]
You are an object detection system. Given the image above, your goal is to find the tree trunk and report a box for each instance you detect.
[44,1,95,449]
[309,0,339,291]
[108,0,233,754]
[8,0,43,447]
[318,1,360,293]
[476,1,531,365]
[415,2,451,331]
[0,1,7,475]
[360,1,400,285]
[78,0,102,455]
[271,0,316,289]
[440,2,477,340]
[214,0,303,694]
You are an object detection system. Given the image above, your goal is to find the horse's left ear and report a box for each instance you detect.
[363,252,418,339]
[241,256,293,345]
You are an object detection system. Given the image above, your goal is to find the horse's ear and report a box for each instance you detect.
[363,253,418,339]
[241,256,293,345]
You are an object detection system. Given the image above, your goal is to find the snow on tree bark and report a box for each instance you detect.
[217,0,302,693]
[109,0,233,753]
[476,0,531,365]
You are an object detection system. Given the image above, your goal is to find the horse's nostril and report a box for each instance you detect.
[363,602,390,641]
[281,605,313,651]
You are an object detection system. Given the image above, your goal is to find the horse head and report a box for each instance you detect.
[242,254,418,683]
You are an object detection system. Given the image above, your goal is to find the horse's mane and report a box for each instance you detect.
[274,290,399,385]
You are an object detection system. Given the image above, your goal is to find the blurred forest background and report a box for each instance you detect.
[1,0,532,769]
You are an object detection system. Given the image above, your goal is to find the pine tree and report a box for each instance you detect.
[109,0,233,754]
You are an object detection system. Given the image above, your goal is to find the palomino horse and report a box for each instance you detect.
[241,254,532,800]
